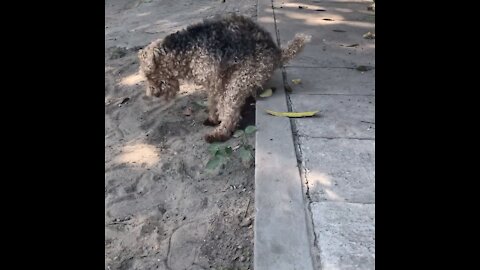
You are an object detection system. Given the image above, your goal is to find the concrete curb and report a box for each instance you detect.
[254,1,314,269]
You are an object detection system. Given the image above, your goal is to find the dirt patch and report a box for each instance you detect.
[105,1,258,269]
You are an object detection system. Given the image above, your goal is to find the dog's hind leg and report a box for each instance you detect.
[204,62,274,143]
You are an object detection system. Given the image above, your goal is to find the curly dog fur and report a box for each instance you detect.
[138,14,311,143]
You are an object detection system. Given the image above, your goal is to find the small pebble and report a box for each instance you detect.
[240,217,253,227]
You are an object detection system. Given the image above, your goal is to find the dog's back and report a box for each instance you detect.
[162,14,281,66]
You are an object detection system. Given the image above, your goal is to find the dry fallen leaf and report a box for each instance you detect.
[363,32,375,39]
[120,97,130,105]
[345,43,360,47]
[285,84,293,93]
[291,79,302,85]
[265,110,319,118]
[259,88,273,97]
[356,65,374,72]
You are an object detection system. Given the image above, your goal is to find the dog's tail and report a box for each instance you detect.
[280,33,312,64]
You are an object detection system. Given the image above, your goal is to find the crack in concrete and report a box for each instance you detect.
[270,2,320,269]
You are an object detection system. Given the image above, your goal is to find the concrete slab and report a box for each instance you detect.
[275,1,375,22]
[285,67,375,96]
[299,136,375,203]
[273,0,375,67]
[289,94,375,139]
[280,28,374,68]
[254,70,314,270]
[311,202,375,270]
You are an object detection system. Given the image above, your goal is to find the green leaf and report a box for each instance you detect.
[238,146,253,163]
[225,146,233,156]
[206,155,223,170]
[208,143,222,155]
[244,125,257,135]
[233,130,245,138]
[216,150,227,158]
[214,146,233,158]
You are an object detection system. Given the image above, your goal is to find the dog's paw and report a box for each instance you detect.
[204,133,230,143]
[203,118,221,126]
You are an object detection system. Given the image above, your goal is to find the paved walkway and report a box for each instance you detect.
[254,0,375,269]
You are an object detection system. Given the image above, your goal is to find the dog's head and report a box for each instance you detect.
[138,43,179,99]
[146,78,179,100]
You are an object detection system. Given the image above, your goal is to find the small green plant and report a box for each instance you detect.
[205,143,233,170]
[206,125,257,171]
[234,125,256,166]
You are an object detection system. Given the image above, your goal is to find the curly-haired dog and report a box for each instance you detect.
[138,14,311,143]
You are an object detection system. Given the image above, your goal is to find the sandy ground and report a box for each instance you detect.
[105,1,258,269]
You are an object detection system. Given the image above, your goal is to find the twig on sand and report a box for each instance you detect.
[244,197,251,218]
